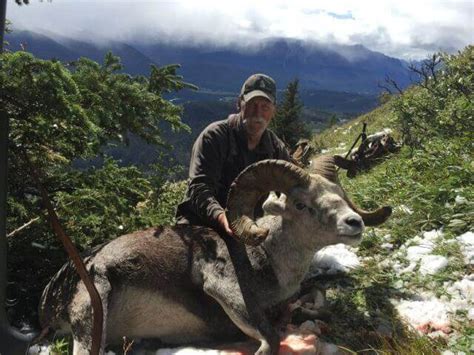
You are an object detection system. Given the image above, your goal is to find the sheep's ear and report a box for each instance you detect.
[262,192,287,216]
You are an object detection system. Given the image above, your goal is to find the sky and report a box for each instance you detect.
[6,0,474,60]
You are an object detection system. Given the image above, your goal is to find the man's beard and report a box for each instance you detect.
[244,116,267,137]
[244,116,266,126]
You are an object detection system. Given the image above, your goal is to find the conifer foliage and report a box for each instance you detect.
[271,78,310,148]
[0,51,192,324]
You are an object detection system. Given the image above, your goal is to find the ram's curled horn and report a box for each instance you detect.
[311,155,392,226]
[308,154,340,182]
[226,159,311,245]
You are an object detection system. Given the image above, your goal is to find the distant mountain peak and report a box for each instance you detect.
[5,30,411,94]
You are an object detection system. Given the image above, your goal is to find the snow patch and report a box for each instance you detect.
[456,231,474,265]
[381,243,394,250]
[394,275,474,336]
[394,297,453,334]
[419,255,449,275]
[468,308,474,321]
[422,229,444,241]
[390,228,473,339]
[406,245,434,262]
[400,229,442,263]
[454,195,468,205]
[27,345,50,355]
[309,244,360,274]
[392,261,417,275]
[446,275,474,302]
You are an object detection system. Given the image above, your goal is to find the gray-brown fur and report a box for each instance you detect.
[40,227,247,349]
[39,160,389,355]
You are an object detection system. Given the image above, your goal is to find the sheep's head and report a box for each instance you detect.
[261,176,364,247]
[226,157,391,246]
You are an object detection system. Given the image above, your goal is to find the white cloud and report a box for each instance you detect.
[6,0,474,59]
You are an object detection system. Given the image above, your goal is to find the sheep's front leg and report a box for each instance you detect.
[202,238,279,355]
[202,270,279,355]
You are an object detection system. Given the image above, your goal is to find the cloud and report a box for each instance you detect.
[327,11,354,20]
[6,0,474,59]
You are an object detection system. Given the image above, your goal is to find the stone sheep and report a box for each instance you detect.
[38,156,391,355]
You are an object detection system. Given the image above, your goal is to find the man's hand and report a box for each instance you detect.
[217,212,234,236]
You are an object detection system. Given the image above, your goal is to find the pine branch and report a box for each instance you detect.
[7,217,40,238]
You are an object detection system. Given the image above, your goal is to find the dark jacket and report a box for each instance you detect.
[175,113,291,228]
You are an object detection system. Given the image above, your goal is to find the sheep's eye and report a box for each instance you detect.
[295,202,306,210]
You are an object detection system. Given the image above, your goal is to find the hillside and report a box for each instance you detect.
[303,47,473,353]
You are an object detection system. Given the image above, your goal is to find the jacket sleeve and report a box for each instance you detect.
[186,125,227,225]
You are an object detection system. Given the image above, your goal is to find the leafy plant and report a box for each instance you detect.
[49,337,71,355]
[392,46,474,147]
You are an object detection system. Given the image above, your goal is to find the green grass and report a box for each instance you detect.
[311,103,399,153]
[309,97,473,353]
[49,336,71,355]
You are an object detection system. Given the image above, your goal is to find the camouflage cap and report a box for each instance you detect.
[240,73,276,104]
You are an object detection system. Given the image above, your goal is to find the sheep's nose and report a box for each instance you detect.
[344,215,363,230]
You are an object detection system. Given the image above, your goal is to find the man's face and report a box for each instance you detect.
[242,96,276,136]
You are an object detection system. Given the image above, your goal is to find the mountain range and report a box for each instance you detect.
[6,30,412,97]
[5,30,414,168]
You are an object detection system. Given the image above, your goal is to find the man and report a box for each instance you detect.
[176,73,292,236]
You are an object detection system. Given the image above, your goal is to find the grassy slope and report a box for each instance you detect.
[309,99,473,353]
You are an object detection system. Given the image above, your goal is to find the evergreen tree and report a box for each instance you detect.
[0,51,193,324]
[326,113,338,129]
[271,78,310,148]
